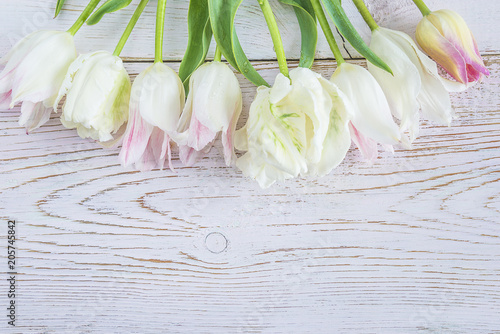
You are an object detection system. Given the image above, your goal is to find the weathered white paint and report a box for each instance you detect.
[1,1,499,333]
[1,56,499,332]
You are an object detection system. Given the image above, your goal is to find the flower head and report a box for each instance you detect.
[416,9,489,84]
[368,27,465,145]
[54,51,131,144]
[119,62,185,171]
[331,63,400,161]
[235,68,351,188]
[176,61,242,166]
[0,30,77,132]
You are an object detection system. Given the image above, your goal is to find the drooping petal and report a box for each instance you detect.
[178,141,212,167]
[221,112,238,166]
[186,112,217,152]
[19,101,52,133]
[349,122,378,162]
[133,128,170,172]
[0,91,12,109]
[119,96,155,168]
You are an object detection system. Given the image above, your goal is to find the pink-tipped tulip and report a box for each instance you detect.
[416,9,489,84]
[0,30,77,132]
[119,62,185,171]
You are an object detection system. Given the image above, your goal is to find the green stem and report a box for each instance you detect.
[155,0,167,63]
[214,46,222,62]
[351,0,378,31]
[67,0,102,36]
[310,0,345,64]
[257,0,288,77]
[113,0,150,57]
[411,0,431,16]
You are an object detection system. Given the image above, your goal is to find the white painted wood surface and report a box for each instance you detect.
[1,1,500,333]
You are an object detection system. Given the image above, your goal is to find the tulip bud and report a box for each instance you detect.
[176,61,242,166]
[416,9,489,84]
[0,30,77,132]
[54,51,131,143]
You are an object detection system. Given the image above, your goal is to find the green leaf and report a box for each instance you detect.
[87,0,133,25]
[320,0,392,74]
[208,0,269,87]
[178,0,213,92]
[279,0,317,68]
[55,0,66,18]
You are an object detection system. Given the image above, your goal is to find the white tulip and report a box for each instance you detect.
[331,62,401,160]
[0,30,77,132]
[176,61,242,166]
[368,27,466,145]
[54,51,131,143]
[120,62,185,171]
[235,73,307,188]
[235,67,352,188]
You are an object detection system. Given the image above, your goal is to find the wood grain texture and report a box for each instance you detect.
[0,55,499,332]
[0,0,498,62]
[1,0,500,333]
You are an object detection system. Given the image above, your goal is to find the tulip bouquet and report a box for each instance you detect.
[0,0,489,188]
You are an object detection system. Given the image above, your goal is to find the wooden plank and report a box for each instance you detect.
[0,56,499,332]
[0,0,498,62]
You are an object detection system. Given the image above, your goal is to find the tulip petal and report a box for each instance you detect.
[349,122,378,162]
[179,142,212,167]
[221,113,237,166]
[189,62,242,132]
[381,28,457,126]
[236,152,294,189]
[289,68,332,164]
[134,128,170,172]
[369,27,422,143]
[138,63,184,134]
[331,63,400,145]
[119,98,155,168]
[311,83,352,176]
[234,123,248,151]
[186,112,217,152]
[58,51,130,142]
[0,91,12,109]
[19,101,52,133]
[10,32,76,107]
